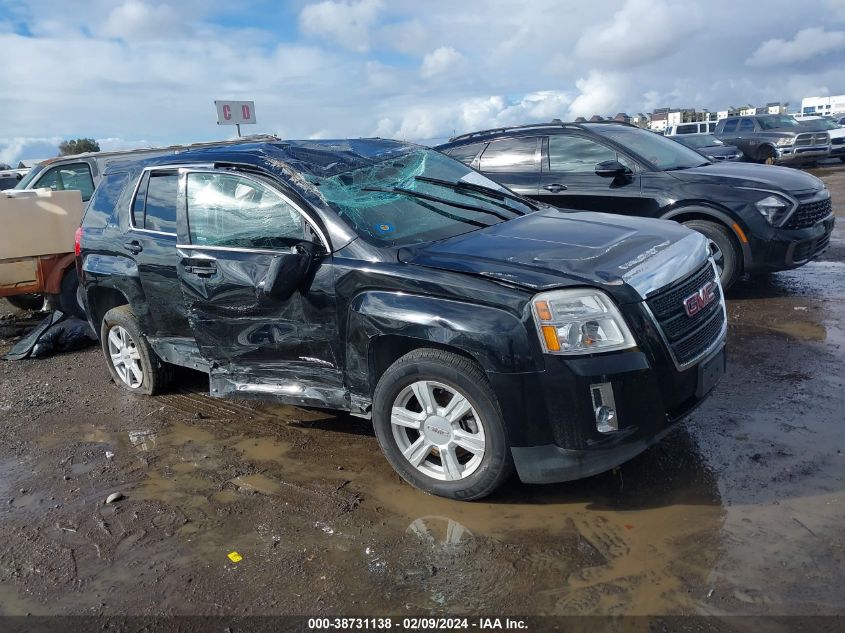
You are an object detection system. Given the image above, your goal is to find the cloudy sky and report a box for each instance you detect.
[2,0,845,164]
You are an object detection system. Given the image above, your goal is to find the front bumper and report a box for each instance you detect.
[774,146,830,164]
[745,214,835,271]
[491,325,726,484]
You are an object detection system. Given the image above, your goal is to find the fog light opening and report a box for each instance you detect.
[591,382,618,434]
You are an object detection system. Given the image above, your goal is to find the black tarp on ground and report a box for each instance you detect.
[4,311,97,360]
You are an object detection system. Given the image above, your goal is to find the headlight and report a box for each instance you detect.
[755,194,792,225]
[531,289,636,355]
[775,138,793,146]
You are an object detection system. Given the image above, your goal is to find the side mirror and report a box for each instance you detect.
[260,242,318,302]
[595,160,632,178]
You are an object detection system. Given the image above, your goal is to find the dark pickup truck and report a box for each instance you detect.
[76,139,726,500]
[714,114,830,165]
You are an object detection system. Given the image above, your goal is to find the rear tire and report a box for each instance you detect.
[372,348,513,500]
[59,267,85,319]
[6,294,44,311]
[100,305,172,395]
[682,219,741,290]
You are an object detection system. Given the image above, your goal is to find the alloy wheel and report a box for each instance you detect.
[107,325,143,388]
[391,380,486,482]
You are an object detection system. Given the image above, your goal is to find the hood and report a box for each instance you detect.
[398,209,710,301]
[666,161,825,193]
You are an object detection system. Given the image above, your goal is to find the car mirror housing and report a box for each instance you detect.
[260,241,318,301]
[595,160,632,178]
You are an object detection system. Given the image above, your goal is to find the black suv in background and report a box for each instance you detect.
[436,122,834,288]
[77,139,726,500]
[714,115,830,165]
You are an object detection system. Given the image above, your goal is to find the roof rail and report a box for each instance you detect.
[447,119,638,143]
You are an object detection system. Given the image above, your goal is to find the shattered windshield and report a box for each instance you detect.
[315,149,536,246]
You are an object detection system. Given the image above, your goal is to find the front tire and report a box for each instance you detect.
[758,145,776,165]
[682,219,741,290]
[100,305,172,395]
[372,349,513,500]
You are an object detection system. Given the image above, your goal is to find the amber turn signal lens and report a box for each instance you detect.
[541,325,560,351]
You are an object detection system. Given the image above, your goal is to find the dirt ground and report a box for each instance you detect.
[0,167,843,620]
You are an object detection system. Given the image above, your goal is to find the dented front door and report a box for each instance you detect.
[175,168,344,406]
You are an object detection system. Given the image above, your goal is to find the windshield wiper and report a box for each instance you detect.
[362,186,517,222]
[414,176,537,213]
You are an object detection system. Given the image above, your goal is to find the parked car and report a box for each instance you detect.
[77,139,727,500]
[665,122,717,136]
[795,116,845,162]
[714,114,830,165]
[436,121,834,289]
[671,134,742,161]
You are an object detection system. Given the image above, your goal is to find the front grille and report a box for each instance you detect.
[784,197,832,229]
[647,263,725,367]
[794,132,829,147]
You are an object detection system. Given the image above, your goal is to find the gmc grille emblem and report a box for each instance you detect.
[682,281,718,317]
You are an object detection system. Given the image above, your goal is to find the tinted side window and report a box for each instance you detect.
[677,124,697,134]
[143,172,178,233]
[722,120,738,133]
[83,171,130,229]
[444,142,487,166]
[479,137,538,173]
[34,163,95,201]
[548,135,617,172]
[186,172,305,249]
[738,119,755,133]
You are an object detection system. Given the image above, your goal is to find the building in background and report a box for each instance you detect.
[801,95,845,115]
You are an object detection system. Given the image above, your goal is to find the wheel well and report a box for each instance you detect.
[89,287,129,333]
[665,208,745,273]
[369,335,482,390]
[757,143,776,159]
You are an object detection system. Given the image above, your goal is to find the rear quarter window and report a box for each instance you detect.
[721,120,738,133]
[82,171,130,229]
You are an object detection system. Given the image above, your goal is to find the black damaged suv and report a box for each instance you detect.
[437,121,835,289]
[77,139,726,500]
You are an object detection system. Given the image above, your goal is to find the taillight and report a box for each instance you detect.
[74,227,83,257]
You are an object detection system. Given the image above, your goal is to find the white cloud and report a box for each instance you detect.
[420,46,467,79]
[101,1,185,41]
[298,0,383,52]
[746,27,845,66]
[374,91,571,141]
[575,0,699,68]
[567,71,627,119]
[376,19,428,54]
